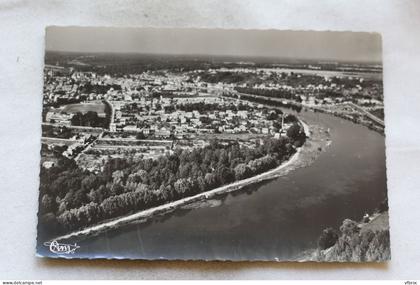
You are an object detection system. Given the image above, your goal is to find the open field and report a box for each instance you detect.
[61,102,106,115]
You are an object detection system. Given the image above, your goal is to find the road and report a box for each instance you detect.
[104,99,115,131]
[342,102,385,126]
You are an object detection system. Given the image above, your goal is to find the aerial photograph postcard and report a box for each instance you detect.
[37,27,389,262]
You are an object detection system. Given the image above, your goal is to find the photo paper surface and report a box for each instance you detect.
[37,27,389,261]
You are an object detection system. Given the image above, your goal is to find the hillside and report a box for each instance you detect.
[307,211,390,262]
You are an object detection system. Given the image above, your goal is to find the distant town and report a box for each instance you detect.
[41,53,384,174]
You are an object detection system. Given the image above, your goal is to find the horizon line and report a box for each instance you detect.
[44,49,383,64]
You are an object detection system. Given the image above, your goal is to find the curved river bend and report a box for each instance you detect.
[52,110,388,261]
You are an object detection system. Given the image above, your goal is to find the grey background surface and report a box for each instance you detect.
[0,0,419,279]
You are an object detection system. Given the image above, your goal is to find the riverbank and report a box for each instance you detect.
[52,120,330,243]
[303,103,385,135]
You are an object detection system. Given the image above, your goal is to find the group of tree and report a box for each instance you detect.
[42,125,73,139]
[70,104,111,129]
[315,198,390,261]
[231,93,303,113]
[79,83,122,94]
[71,111,107,128]
[198,71,260,85]
[176,102,249,113]
[315,216,390,262]
[39,128,305,237]
[286,123,306,147]
[235,87,302,102]
[46,96,87,108]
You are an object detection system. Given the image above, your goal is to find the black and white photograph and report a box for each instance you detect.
[36,26,389,262]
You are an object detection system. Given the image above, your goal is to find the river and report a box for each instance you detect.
[41,110,388,261]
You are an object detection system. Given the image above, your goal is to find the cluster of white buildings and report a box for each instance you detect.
[108,92,289,140]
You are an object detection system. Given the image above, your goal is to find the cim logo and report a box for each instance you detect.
[44,240,80,254]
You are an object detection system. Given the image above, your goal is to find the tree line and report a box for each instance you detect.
[227,93,303,113]
[39,133,304,237]
[235,86,302,102]
[198,71,263,85]
[176,102,250,113]
[79,83,122,95]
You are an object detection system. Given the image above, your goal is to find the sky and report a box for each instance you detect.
[46,27,382,63]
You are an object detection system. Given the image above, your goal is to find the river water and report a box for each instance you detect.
[45,110,388,260]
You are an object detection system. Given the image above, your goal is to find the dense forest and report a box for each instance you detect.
[38,131,305,237]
